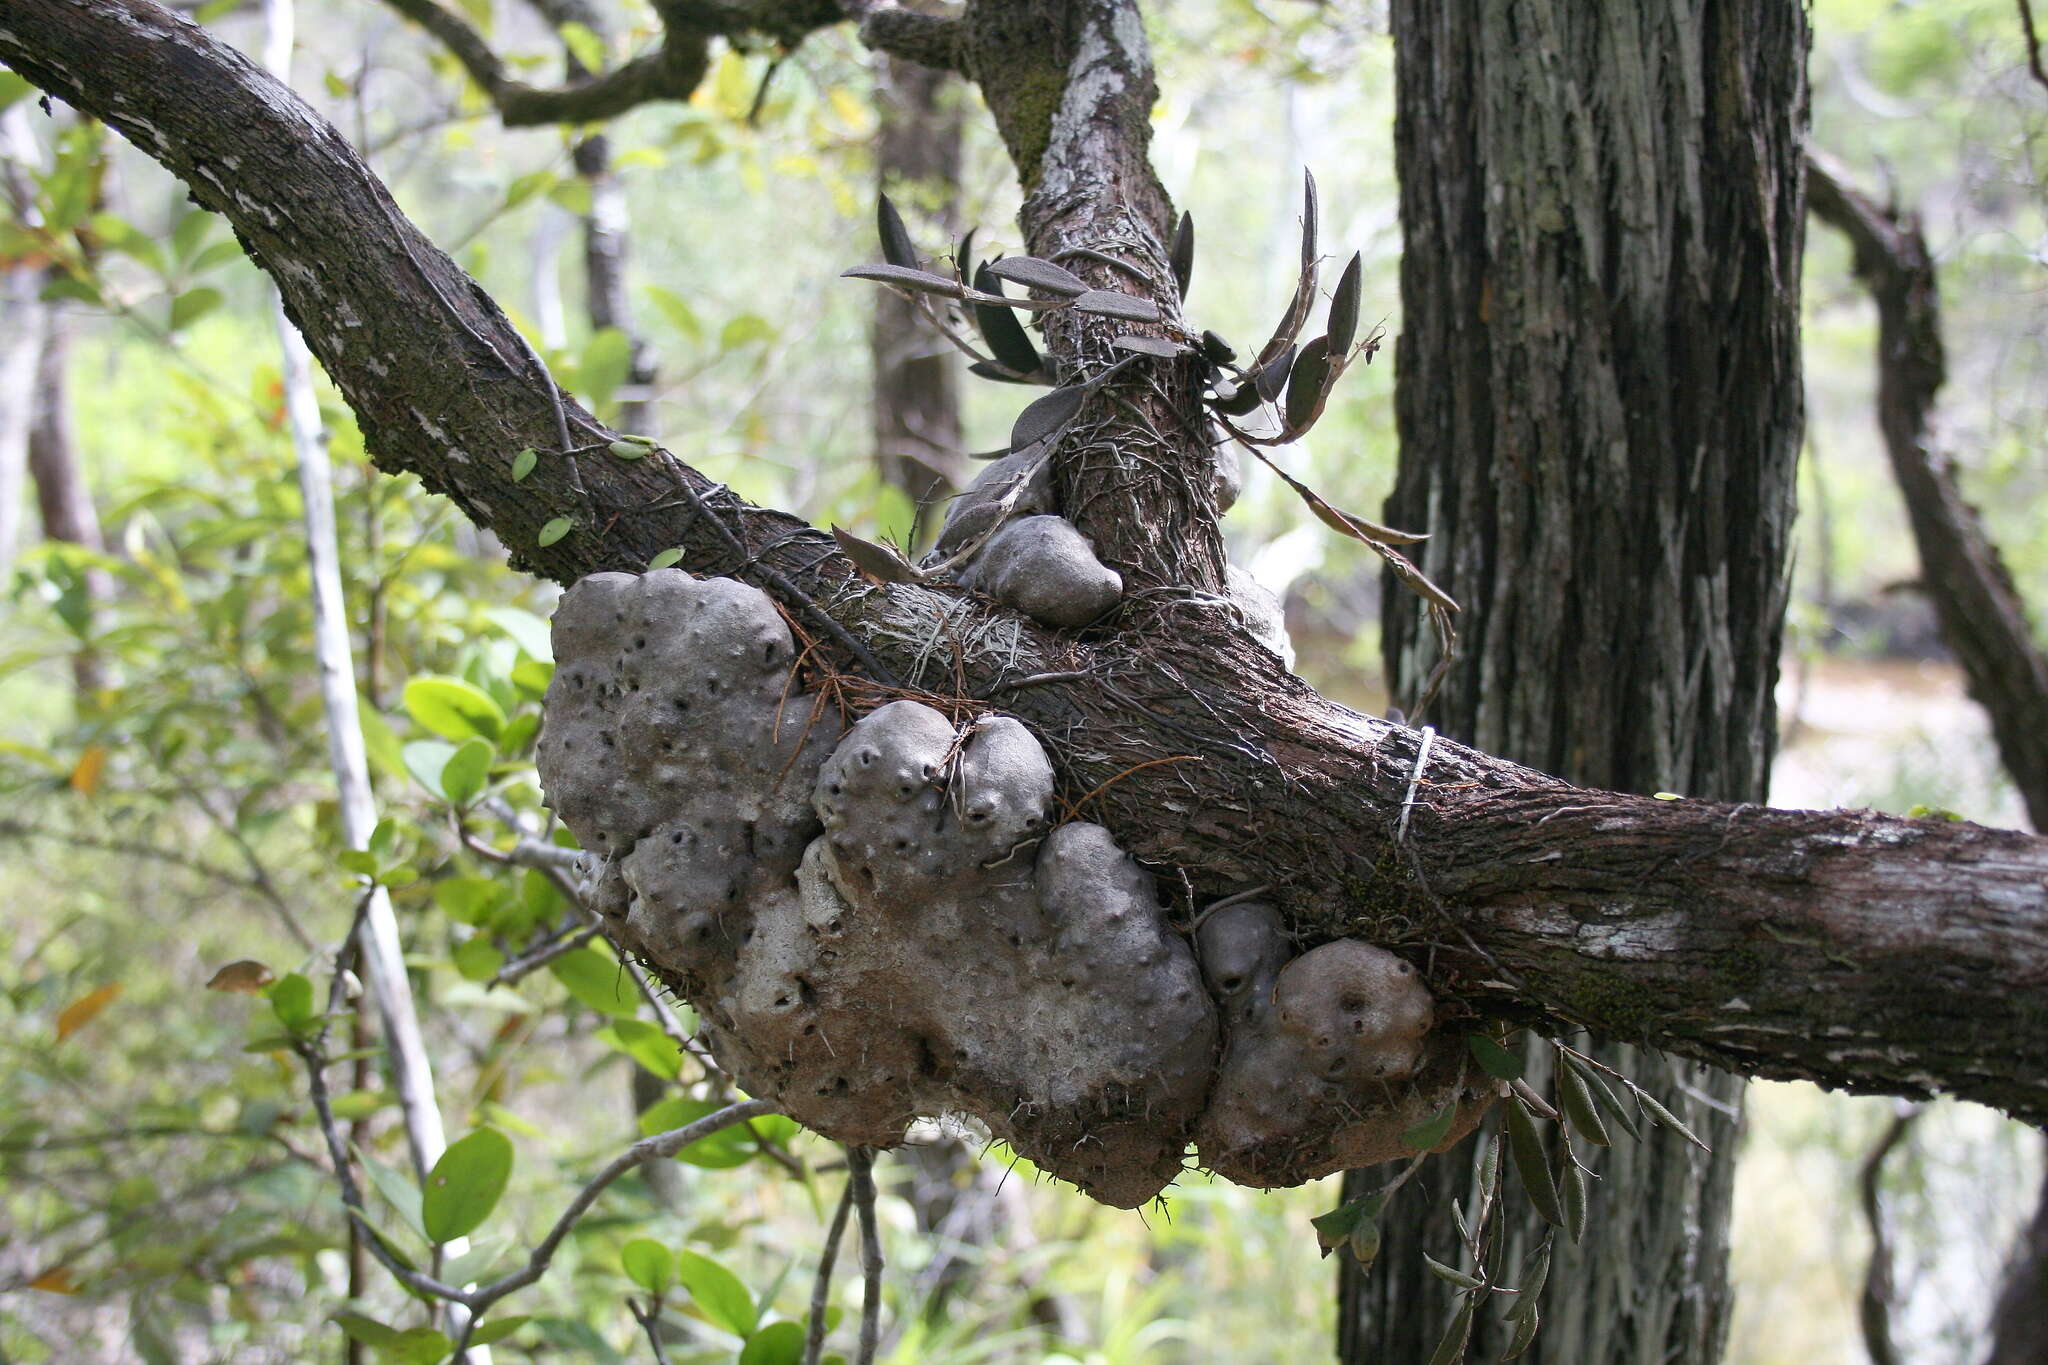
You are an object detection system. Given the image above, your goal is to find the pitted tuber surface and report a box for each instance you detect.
[538,570,1479,1206]
[1193,904,1490,1187]
[958,514,1124,628]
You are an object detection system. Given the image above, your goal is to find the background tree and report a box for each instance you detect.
[1341,2,1807,1358]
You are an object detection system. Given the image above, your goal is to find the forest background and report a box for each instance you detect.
[0,0,2044,1362]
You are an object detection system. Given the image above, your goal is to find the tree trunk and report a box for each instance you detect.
[26,307,110,699]
[1342,2,1807,1360]
[10,0,2048,1151]
[871,53,965,529]
[1987,1145,2048,1365]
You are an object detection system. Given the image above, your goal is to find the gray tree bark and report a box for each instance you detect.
[1341,2,1809,1360]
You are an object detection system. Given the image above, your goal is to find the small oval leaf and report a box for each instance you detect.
[876,192,917,269]
[1401,1102,1458,1152]
[1329,252,1363,356]
[537,516,573,547]
[1468,1031,1524,1081]
[621,1237,676,1294]
[1113,334,1188,359]
[421,1128,514,1244]
[1555,1058,1612,1146]
[1285,335,1332,432]
[985,255,1088,297]
[1506,1097,1563,1227]
[1170,211,1194,297]
[971,264,1045,378]
[647,546,684,570]
[1010,384,1087,451]
[830,526,920,585]
[1422,1253,1485,1290]
[841,263,962,296]
[1070,288,1160,322]
[439,736,494,807]
[510,448,537,482]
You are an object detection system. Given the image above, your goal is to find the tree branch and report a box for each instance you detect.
[6,0,2048,1129]
[1807,150,2048,831]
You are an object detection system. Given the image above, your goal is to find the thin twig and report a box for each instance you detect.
[803,1175,856,1365]
[485,923,599,988]
[848,1146,884,1365]
[629,1296,677,1365]
[2019,0,2048,90]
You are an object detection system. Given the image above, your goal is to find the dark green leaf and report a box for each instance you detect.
[1555,1058,1611,1146]
[1505,1097,1563,1227]
[1010,384,1086,451]
[1253,171,1321,368]
[468,1316,531,1347]
[357,1147,426,1240]
[985,256,1088,296]
[1211,377,1263,416]
[1560,1051,1642,1142]
[1424,1299,1474,1365]
[971,264,1044,377]
[1170,211,1194,297]
[968,360,1042,385]
[675,1248,757,1337]
[1636,1090,1710,1152]
[1561,1157,1588,1243]
[1198,330,1236,365]
[1070,288,1160,322]
[1468,1032,1523,1081]
[1328,252,1363,356]
[876,193,918,269]
[1422,1253,1484,1289]
[1504,1302,1541,1360]
[332,1313,400,1349]
[1285,335,1333,432]
[840,263,960,296]
[830,526,919,585]
[1402,1102,1458,1152]
[421,1127,514,1243]
[1254,344,1295,403]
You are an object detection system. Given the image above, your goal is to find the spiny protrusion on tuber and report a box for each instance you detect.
[958,514,1124,628]
[1193,902,1490,1187]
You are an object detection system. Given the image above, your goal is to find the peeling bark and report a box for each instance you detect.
[5,0,2048,1156]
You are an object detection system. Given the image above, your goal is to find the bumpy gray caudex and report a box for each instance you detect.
[931,437,1269,640]
[537,569,1487,1206]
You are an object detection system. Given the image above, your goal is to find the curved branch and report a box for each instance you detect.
[6,0,2048,1127]
[1807,150,2048,831]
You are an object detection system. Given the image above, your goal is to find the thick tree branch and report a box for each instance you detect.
[6,0,2048,1127]
[379,0,955,127]
[1807,151,2048,831]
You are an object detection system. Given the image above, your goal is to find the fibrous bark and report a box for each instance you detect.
[1343,2,1808,1359]
[5,0,2048,1190]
